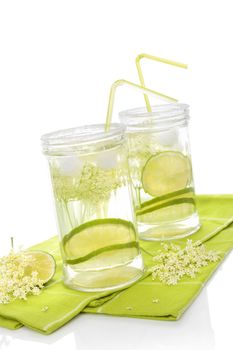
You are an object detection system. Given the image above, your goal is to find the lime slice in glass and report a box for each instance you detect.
[63,218,138,265]
[138,187,194,212]
[141,151,192,196]
[24,250,56,283]
[137,197,195,224]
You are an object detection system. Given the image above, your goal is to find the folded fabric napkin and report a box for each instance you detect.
[0,195,233,334]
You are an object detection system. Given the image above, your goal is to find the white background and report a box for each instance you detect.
[0,1,233,349]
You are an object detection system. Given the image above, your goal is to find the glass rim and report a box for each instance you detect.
[119,103,190,131]
[41,123,125,156]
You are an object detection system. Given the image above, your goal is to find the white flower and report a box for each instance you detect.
[151,240,220,285]
[0,251,44,304]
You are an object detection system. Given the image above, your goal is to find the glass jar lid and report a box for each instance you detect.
[119,103,189,132]
[41,123,125,156]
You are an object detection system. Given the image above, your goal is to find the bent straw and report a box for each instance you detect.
[135,53,188,112]
[105,79,177,132]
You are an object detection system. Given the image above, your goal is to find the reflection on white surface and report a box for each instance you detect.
[0,335,11,348]
[0,289,214,350]
[75,290,215,350]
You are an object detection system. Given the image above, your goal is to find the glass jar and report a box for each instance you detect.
[41,123,144,292]
[119,103,200,241]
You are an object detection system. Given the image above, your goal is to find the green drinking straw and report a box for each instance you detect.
[135,53,188,112]
[105,79,177,132]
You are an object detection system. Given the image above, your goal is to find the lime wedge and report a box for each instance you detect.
[141,151,192,196]
[63,218,138,265]
[137,198,195,224]
[23,250,56,283]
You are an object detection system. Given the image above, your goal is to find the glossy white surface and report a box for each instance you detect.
[0,252,232,350]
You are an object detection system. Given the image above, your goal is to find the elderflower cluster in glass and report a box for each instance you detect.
[41,124,144,292]
[120,103,201,241]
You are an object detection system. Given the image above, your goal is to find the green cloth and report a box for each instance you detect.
[0,195,233,334]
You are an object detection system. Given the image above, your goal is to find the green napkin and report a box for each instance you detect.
[0,195,233,334]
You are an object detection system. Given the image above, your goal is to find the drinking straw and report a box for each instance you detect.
[105,79,178,132]
[135,53,188,112]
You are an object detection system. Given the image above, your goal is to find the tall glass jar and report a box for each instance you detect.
[119,103,200,241]
[41,124,144,292]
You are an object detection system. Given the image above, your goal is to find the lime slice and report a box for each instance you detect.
[138,187,194,212]
[23,250,56,283]
[72,265,142,290]
[67,243,138,266]
[63,218,138,265]
[137,198,195,224]
[141,151,192,196]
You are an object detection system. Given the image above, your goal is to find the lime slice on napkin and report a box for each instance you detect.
[142,151,192,196]
[24,251,56,283]
[63,218,138,265]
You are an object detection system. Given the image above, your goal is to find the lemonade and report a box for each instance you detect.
[120,104,200,240]
[41,124,144,291]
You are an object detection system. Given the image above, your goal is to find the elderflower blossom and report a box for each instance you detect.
[52,162,126,204]
[127,133,162,184]
[151,240,220,285]
[0,251,44,304]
